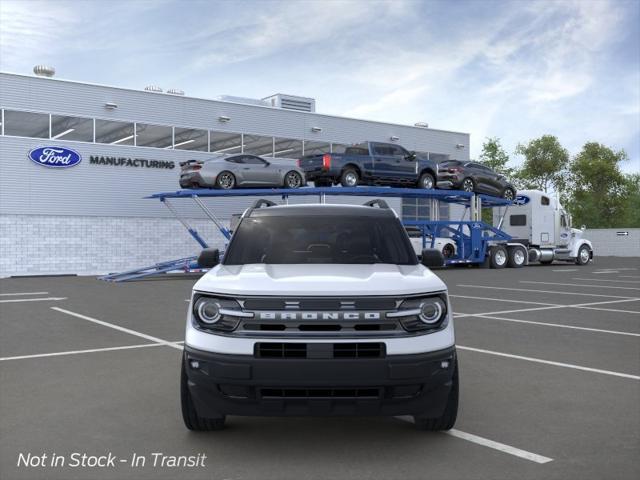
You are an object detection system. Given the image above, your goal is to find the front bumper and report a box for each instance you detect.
[184,345,456,417]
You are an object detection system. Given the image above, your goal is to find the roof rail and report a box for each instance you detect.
[362,199,389,209]
[245,198,278,217]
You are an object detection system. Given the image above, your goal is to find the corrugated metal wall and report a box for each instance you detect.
[1,72,469,220]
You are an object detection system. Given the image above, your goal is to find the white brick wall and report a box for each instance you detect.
[0,214,229,277]
[584,228,640,257]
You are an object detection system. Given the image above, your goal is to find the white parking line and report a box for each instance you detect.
[572,278,640,284]
[51,307,183,350]
[574,305,640,315]
[394,417,553,464]
[0,291,49,296]
[453,298,640,318]
[552,269,578,272]
[456,284,636,299]
[593,270,620,274]
[0,297,67,304]
[520,281,640,291]
[0,341,185,361]
[449,295,558,306]
[619,275,640,279]
[457,345,640,380]
[459,314,640,337]
[446,429,553,464]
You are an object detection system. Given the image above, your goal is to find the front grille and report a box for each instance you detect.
[255,342,385,359]
[334,343,384,358]
[256,343,307,358]
[260,388,381,399]
[242,297,398,311]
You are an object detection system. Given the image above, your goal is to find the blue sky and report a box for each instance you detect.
[1,0,638,172]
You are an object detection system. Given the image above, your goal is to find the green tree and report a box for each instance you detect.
[566,142,629,228]
[619,174,640,227]
[515,135,569,193]
[479,137,514,177]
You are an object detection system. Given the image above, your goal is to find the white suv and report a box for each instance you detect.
[181,199,458,431]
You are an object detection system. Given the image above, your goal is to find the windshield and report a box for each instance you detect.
[223,215,417,265]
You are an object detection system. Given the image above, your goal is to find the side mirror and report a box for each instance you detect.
[406,151,417,161]
[421,248,445,268]
[197,248,220,268]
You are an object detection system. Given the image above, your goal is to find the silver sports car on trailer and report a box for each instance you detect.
[179,154,306,189]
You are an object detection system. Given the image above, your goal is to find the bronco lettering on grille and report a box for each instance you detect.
[256,312,382,321]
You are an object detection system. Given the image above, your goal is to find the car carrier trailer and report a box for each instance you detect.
[99,186,593,282]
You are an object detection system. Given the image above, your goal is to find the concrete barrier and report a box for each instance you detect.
[585,228,640,257]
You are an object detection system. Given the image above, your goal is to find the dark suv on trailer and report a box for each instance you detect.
[181,199,458,431]
[437,160,516,199]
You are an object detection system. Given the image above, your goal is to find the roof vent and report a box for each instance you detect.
[167,88,185,95]
[262,94,316,113]
[144,85,163,93]
[414,122,429,128]
[33,65,55,77]
[216,95,270,107]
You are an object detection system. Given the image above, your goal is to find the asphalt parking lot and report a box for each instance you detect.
[1,256,639,480]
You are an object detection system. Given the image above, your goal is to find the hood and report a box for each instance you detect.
[193,263,446,296]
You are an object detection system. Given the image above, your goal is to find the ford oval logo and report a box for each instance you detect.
[28,146,82,168]
[514,195,530,205]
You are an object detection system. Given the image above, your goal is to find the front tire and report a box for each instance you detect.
[418,172,435,189]
[340,168,359,187]
[576,244,591,265]
[414,361,458,431]
[216,171,236,190]
[181,356,226,431]
[284,171,303,189]
[502,187,515,201]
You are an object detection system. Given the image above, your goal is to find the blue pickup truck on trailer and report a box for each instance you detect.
[298,141,439,189]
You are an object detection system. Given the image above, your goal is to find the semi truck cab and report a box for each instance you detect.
[495,190,593,265]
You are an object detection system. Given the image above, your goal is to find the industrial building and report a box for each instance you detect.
[0,69,470,276]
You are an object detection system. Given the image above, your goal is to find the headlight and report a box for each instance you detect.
[418,298,446,324]
[388,295,448,332]
[192,294,248,332]
[195,297,221,324]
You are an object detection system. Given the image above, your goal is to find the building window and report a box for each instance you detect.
[304,140,330,156]
[243,134,274,156]
[210,131,242,154]
[428,153,450,163]
[95,119,135,145]
[51,114,93,142]
[273,137,303,159]
[135,123,173,148]
[3,110,49,138]
[173,127,208,151]
[331,143,349,154]
[402,199,449,221]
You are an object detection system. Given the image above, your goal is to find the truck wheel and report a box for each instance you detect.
[216,171,236,190]
[490,245,508,269]
[461,177,475,192]
[507,246,526,268]
[340,168,359,187]
[575,245,591,265]
[181,356,226,431]
[414,360,458,431]
[418,172,435,189]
